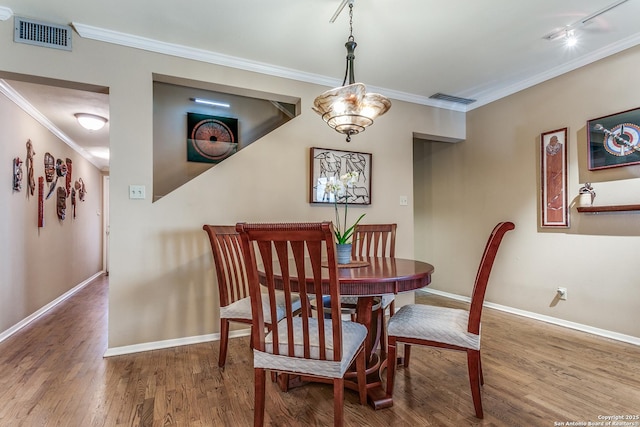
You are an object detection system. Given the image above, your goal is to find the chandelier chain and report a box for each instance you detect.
[348,3,354,41]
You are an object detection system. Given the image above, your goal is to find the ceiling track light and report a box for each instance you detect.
[565,30,577,47]
[579,0,630,25]
[542,0,631,45]
[329,0,351,23]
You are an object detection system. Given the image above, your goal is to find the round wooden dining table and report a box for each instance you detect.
[262,256,435,409]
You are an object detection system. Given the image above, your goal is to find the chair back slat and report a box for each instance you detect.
[203,225,248,308]
[351,223,397,258]
[468,221,515,334]
[237,222,343,362]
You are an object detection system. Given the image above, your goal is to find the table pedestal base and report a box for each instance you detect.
[276,296,395,410]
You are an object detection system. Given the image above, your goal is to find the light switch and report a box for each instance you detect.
[400,195,408,206]
[129,185,146,200]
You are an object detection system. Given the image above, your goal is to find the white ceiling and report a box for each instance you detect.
[2,0,640,171]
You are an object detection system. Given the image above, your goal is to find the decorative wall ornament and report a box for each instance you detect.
[56,187,66,220]
[540,128,569,228]
[38,176,44,228]
[46,179,57,199]
[75,178,87,202]
[71,187,77,218]
[187,112,238,163]
[46,158,68,200]
[578,182,596,206]
[65,158,72,197]
[44,152,54,182]
[55,158,67,178]
[26,140,35,196]
[13,157,23,191]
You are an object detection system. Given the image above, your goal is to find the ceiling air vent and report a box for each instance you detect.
[429,93,476,105]
[14,16,72,51]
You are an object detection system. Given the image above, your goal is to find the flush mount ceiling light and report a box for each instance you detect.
[313,0,391,142]
[75,113,107,131]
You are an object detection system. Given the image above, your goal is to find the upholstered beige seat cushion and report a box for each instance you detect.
[340,294,394,310]
[220,293,301,324]
[380,294,394,309]
[253,318,367,378]
[387,304,480,350]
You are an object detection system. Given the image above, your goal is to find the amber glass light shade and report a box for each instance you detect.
[313,83,391,141]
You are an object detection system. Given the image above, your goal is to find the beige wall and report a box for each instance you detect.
[415,45,640,339]
[0,19,465,350]
[0,94,104,334]
[4,11,636,351]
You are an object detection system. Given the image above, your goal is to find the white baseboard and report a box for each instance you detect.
[420,288,640,346]
[103,328,251,357]
[0,271,104,344]
[105,287,640,358]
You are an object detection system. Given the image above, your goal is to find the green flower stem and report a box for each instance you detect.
[327,172,365,244]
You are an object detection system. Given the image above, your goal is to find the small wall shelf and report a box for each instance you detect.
[576,204,640,213]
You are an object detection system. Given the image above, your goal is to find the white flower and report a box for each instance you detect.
[324,171,365,244]
[340,171,359,187]
[324,177,345,199]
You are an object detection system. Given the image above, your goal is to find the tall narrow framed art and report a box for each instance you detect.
[540,128,569,228]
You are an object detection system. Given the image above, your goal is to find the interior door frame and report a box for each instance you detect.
[103,175,110,274]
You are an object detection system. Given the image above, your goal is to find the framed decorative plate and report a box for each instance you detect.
[587,107,640,170]
[187,113,238,163]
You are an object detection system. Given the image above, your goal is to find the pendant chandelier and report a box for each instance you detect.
[312,1,391,142]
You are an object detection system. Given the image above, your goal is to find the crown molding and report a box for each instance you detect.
[0,6,12,21]
[72,22,466,112]
[468,32,640,110]
[0,79,103,170]
[73,22,640,114]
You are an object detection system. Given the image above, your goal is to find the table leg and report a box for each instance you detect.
[351,296,393,409]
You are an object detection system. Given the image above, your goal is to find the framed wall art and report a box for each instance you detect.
[541,128,569,228]
[187,112,238,163]
[309,147,371,205]
[587,107,640,170]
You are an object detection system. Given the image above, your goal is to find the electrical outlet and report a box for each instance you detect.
[399,195,408,206]
[557,287,567,300]
[129,185,146,200]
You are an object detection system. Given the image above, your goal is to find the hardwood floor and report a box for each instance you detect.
[1,274,638,426]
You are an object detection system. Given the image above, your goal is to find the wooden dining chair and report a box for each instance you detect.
[337,223,397,358]
[202,225,302,367]
[346,223,397,315]
[236,222,368,427]
[385,221,515,419]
